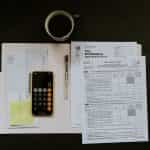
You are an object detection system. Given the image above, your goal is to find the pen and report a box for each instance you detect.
[64,55,68,100]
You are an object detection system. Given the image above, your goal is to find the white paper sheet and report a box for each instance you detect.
[71,42,142,128]
[1,43,79,133]
[5,47,48,101]
[81,56,148,143]
[2,45,49,127]
[0,73,5,128]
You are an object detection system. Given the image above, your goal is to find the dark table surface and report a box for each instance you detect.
[0,0,150,146]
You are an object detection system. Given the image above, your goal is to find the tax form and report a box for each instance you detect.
[2,44,48,127]
[1,43,79,134]
[71,42,142,128]
[81,57,148,144]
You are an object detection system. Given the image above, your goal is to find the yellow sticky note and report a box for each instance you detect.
[10,100,34,126]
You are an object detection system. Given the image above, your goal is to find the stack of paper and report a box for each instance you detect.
[70,42,148,144]
[0,42,148,142]
[1,43,79,133]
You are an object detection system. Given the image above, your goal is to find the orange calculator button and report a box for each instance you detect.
[48,102,51,106]
[48,97,52,101]
[47,107,52,112]
[48,92,52,97]
[48,88,52,92]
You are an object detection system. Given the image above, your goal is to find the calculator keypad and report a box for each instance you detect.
[32,88,53,115]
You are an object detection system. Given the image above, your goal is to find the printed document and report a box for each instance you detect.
[81,57,148,143]
[2,45,48,127]
[1,43,79,133]
[71,42,142,128]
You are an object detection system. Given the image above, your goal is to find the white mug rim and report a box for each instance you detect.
[45,10,75,41]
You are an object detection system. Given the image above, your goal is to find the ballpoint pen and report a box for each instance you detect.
[64,55,68,100]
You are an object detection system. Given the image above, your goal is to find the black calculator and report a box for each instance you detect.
[31,71,53,116]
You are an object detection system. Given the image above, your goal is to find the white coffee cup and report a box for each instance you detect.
[45,10,75,41]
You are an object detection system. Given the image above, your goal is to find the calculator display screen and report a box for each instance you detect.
[32,72,53,88]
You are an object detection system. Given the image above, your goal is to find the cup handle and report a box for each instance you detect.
[73,14,81,32]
